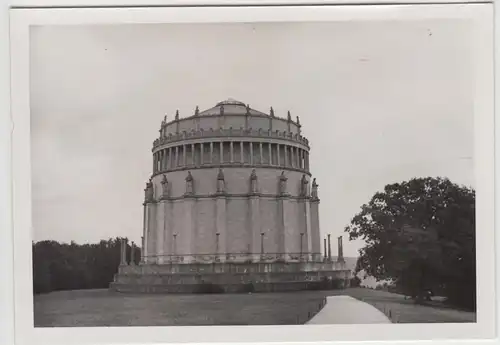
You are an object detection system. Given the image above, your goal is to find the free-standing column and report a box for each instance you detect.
[162,150,166,171]
[220,142,224,163]
[161,150,165,171]
[183,145,186,166]
[240,142,244,164]
[311,192,321,261]
[168,148,173,170]
[284,145,288,167]
[327,234,332,261]
[249,142,254,165]
[215,233,220,261]
[296,148,300,169]
[175,146,179,168]
[338,236,345,262]
[140,236,144,263]
[191,144,195,166]
[200,143,204,165]
[268,143,272,165]
[210,142,213,164]
[230,141,234,163]
[120,238,127,266]
[277,144,281,166]
[324,238,327,260]
[259,142,263,164]
[130,242,135,265]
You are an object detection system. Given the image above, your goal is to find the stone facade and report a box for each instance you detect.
[142,99,321,264]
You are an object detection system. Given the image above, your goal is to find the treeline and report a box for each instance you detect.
[32,238,140,294]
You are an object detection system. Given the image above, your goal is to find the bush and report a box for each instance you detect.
[194,282,225,294]
[242,282,255,293]
[350,276,361,288]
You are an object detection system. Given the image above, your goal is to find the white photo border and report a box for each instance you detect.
[7,3,496,345]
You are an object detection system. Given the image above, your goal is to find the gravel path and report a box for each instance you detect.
[307,296,391,324]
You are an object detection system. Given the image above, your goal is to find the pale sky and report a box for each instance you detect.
[30,20,474,257]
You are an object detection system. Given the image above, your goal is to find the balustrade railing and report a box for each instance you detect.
[139,252,330,264]
[153,127,309,148]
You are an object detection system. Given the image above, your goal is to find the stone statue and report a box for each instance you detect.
[161,174,169,199]
[195,106,199,116]
[246,104,251,115]
[287,111,292,121]
[175,110,179,121]
[185,171,194,195]
[144,179,154,203]
[296,115,300,125]
[311,178,319,199]
[270,107,275,117]
[279,171,288,195]
[301,174,309,196]
[250,169,258,194]
[217,168,225,194]
[220,104,224,116]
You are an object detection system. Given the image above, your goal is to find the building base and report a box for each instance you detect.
[109,261,352,294]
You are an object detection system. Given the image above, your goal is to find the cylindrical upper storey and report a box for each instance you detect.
[157,99,305,141]
[151,99,311,176]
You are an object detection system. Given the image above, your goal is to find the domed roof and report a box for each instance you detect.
[198,98,268,117]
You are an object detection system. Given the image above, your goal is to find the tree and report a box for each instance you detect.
[345,177,475,310]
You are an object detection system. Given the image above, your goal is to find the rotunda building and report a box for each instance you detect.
[143,99,320,264]
[111,99,351,294]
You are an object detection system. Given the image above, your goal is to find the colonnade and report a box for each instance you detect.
[153,141,310,173]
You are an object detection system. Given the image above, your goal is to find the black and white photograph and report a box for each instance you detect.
[6,3,496,345]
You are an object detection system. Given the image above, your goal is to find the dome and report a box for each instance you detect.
[198,98,268,117]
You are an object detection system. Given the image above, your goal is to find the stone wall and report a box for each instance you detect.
[110,262,352,294]
[143,167,321,264]
[163,114,301,137]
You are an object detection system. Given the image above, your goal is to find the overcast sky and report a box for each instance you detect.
[30,20,474,257]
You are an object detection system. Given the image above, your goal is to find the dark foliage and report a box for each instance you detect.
[194,282,225,294]
[345,177,476,310]
[32,237,141,294]
[350,276,361,288]
[242,282,255,293]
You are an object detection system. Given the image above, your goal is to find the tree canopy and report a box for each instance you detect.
[345,177,475,310]
[32,238,141,294]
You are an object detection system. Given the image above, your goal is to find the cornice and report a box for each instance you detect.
[144,193,314,203]
[151,163,312,177]
[152,128,309,150]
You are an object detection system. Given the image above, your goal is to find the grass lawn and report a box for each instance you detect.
[338,288,476,323]
[33,288,476,327]
[34,289,326,327]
